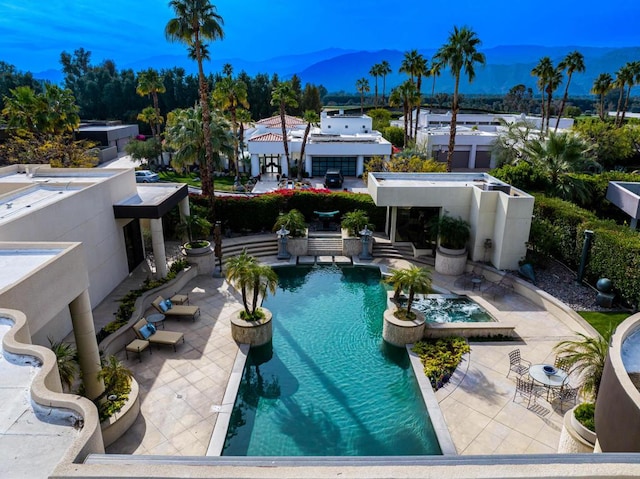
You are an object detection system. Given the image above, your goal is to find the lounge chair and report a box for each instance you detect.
[152,295,200,321]
[133,319,184,352]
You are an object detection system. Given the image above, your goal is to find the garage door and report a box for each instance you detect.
[451,151,470,169]
[475,151,491,169]
[312,157,357,177]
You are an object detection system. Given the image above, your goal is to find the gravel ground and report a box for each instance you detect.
[522,260,612,312]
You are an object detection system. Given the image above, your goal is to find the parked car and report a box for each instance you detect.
[324,169,344,188]
[135,170,160,183]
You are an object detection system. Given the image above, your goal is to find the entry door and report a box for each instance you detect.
[123,219,145,273]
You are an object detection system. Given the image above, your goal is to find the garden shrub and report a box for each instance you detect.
[574,402,595,432]
[412,337,470,390]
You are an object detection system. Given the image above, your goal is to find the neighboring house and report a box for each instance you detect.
[247,111,392,178]
[395,111,575,171]
[76,121,140,163]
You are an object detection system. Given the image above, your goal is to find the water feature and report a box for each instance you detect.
[222,265,441,456]
[412,295,494,323]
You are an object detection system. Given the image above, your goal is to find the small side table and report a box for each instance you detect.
[126,339,151,362]
[147,313,166,329]
[170,294,189,305]
[471,278,483,291]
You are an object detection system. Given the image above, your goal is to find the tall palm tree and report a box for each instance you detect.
[298,110,320,180]
[614,63,634,127]
[555,51,585,132]
[434,25,486,172]
[591,72,613,121]
[389,80,419,148]
[369,63,382,106]
[413,55,428,141]
[620,61,640,126]
[222,62,233,77]
[236,107,252,172]
[137,106,163,139]
[429,61,442,106]
[165,0,225,200]
[212,76,249,175]
[400,50,420,137]
[531,57,555,133]
[270,81,298,177]
[379,60,391,105]
[355,77,370,114]
[136,68,166,137]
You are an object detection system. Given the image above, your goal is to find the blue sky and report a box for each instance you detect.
[1,0,640,73]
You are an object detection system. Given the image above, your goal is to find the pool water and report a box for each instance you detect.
[412,295,494,323]
[222,265,441,456]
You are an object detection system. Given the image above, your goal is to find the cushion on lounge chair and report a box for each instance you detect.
[132,318,184,351]
[152,295,200,320]
[139,324,154,339]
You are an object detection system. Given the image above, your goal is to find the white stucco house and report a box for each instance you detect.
[394,111,575,171]
[247,111,392,178]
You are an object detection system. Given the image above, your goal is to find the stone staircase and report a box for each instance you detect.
[307,236,343,256]
[221,235,278,265]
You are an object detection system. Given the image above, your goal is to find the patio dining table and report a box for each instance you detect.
[529,364,569,400]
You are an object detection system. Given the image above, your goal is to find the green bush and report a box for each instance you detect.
[412,337,470,390]
[574,402,595,432]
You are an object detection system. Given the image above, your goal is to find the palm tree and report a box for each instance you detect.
[591,73,613,121]
[164,106,233,174]
[523,131,597,203]
[614,63,634,127]
[413,55,428,141]
[554,329,612,400]
[355,77,370,114]
[429,61,442,106]
[400,50,428,140]
[222,62,233,77]
[555,51,585,132]
[165,0,225,200]
[369,64,381,106]
[384,268,407,302]
[97,355,133,394]
[136,68,166,137]
[379,60,392,105]
[389,80,419,148]
[620,61,640,126]
[434,26,486,172]
[270,81,298,176]
[531,57,556,133]
[212,76,249,175]
[48,338,78,392]
[236,107,252,172]
[226,251,277,318]
[298,110,320,180]
[385,266,431,315]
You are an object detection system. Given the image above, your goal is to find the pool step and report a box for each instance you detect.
[307,237,343,256]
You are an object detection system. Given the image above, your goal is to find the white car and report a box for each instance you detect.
[135,170,159,183]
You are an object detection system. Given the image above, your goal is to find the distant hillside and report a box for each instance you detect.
[32,45,640,96]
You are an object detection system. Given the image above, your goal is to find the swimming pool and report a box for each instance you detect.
[222,265,441,456]
[412,295,494,323]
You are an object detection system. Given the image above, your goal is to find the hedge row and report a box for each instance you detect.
[533,194,640,307]
[191,190,387,234]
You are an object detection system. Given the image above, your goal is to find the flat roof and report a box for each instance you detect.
[0,248,62,290]
[370,172,508,188]
[113,183,189,219]
[0,185,82,225]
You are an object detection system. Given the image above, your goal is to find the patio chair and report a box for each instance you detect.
[453,265,485,290]
[507,349,531,378]
[152,295,200,321]
[513,376,542,408]
[551,384,579,412]
[554,355,572,373]
[132,318,184,352]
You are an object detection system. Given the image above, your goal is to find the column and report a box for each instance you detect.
[356,155,364,177]
[178,197,190,223]
[151,218,168,278]
[469,144,477,169]
[390,207,398,243]
[251,154,260,176]
[70,290,105,401]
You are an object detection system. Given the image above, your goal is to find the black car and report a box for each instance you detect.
[324,169,344,188]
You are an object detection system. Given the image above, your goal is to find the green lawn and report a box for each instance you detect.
[577,311,631,337]
[158,172,247,192]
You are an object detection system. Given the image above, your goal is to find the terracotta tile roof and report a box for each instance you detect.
[256,115,305,128]
[248,132,283,142]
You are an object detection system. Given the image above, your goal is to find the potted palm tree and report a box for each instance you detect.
[227,251,278,346]
[434,214,471,275]
[382,266,431,346]
[554,330,610,450]
[176,213,212,256]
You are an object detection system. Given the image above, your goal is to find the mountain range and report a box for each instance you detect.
[32,45,640,96]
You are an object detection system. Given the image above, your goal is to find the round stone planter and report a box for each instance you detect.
[382,307,425,347]
[558,405,596,453]
[183,240,212,256]
[435,246,467,276]
[230,307,273,346]
[100,378,140,448]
